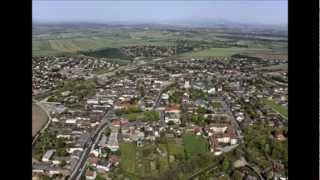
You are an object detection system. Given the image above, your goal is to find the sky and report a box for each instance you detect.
[32,1,288,26]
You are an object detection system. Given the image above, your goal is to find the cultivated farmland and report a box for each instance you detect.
[32,103,49,137]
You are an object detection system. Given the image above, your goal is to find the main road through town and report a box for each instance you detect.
[63,58,167,180]
[68,111,113,180]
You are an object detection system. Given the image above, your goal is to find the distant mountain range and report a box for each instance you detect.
[159,17,287,30]
[33,17,287,31]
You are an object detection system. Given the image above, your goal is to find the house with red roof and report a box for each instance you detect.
[209,135,222,156]
[108,155,120,166]
[85,169,97,180]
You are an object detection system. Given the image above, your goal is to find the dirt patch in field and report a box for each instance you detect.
[32,103,48,137]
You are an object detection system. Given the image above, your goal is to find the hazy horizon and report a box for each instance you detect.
[33,1,287,26]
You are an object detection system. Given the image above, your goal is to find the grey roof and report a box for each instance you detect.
[99,134,108,147]
[42,149,56,161]
[107,130,118,147]
[33,162,63,172]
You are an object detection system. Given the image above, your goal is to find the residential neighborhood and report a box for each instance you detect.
[32,51,287,180]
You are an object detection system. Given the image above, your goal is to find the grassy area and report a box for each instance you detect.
[256,63,288,71]
[119,142,137,173]
[263,99,288,119]
[120,110,160,122]
[33,34,172,56]
[183,133,209,157]
[167,143,184,156]
[211,101,222,109]
[121,112,144,121]
[178,47,270,58]
[119,142,170,178]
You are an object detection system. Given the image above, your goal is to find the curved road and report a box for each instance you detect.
[32,100,52,145]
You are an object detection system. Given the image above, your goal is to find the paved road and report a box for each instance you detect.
[152,82,174,127]
[245,164,264,180]
[69,111,113,180]
[152,82,175,109]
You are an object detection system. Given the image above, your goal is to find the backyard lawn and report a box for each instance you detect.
[119,142,137,173]
[119,142,170,178]
[183,133,209,157]
[263,99,288,119]
[211,101,223,109]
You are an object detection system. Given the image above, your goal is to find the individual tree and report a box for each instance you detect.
[222,157,231,173]
[104,127,111,136]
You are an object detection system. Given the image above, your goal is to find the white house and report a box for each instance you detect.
[52,118,59,122]
[56,134,71,139]
[230,138,238,145]
[67,148,83,154]
[164,106,181,124]
[208,88,216,94]
[52,160,61,165]
[87,99,99,105]
[66,119,77,124]
[217,136,230,144]
[236,116,244,122]
[161,93,169,100]
[184,81,191,89]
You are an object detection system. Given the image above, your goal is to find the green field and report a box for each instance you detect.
[211,101,223,109]
[119,142,170,178]
[183,133,209,156]
[167,143,185,156]
[179,47,271,58]
[33,35,173,56]
[263,99,288,119]
[119,142,137,173]
[256,63,288,71]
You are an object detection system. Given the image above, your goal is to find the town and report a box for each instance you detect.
[32,49,288,180]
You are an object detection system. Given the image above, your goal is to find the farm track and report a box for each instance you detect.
[32,102,51,145]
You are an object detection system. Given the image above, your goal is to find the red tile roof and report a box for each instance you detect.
[112,120,121,126]
[165,104,180,112]
[227,126,237,139]
[109,155,120,165]
[85,169,95,177]
[210,135,220,150]
[89,157,99,165]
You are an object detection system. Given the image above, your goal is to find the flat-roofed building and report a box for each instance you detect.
[106,128,119,152]
[41,149,56,162]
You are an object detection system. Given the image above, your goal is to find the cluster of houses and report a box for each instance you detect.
[120,45,176,58]
[85,122,122,179]
[32,55,120,95]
